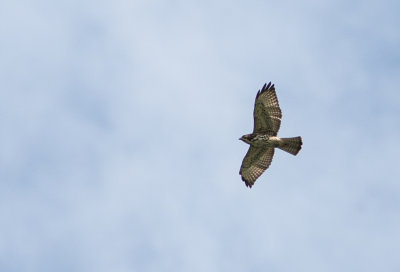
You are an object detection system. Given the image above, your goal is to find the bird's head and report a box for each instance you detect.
[239,134,253,144]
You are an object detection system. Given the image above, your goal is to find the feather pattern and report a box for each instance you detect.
[239,147,275,188]
[239,81,302,188]
[253,82,282,136]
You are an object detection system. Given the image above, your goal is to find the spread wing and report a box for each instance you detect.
[239,147,275,188]
[253,82,282,135]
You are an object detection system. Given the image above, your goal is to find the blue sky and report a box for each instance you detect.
[1,0,400,271]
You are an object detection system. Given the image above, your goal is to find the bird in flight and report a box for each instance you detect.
[239,82,302,188]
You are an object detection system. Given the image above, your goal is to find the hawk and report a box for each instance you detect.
[239,82,302,188]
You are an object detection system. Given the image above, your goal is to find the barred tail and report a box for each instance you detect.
[278,137,302,155]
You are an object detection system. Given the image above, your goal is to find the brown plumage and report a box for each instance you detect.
[239,82,302,188]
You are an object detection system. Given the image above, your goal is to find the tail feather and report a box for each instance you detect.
[278,137,302,155]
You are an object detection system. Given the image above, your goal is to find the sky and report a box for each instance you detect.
[1,0,400,271]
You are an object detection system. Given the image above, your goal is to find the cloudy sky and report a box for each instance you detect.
[1,0,399,271]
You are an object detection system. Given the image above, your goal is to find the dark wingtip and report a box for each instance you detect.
[260,81,274,93]
[255,90,261,100]
[241,176,253,188]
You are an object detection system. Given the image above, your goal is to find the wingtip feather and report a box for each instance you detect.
[245,181,253,188]
[241,176,254,188]
[260,81,275,94]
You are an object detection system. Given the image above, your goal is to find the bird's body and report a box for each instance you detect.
[240,134,279,148]
[239,82,302,188]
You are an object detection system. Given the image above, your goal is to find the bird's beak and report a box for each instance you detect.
[239,137,243,141]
